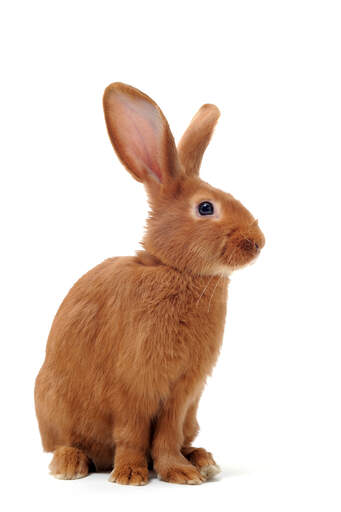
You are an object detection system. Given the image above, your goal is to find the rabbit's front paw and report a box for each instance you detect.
[49,446,90,480]
[157,463,205,485]
[109,464,149,486]
[183,447,221,480]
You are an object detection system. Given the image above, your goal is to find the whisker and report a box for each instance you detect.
[227,245,239,266]
[208,273,224,312]
[196,273,215,306]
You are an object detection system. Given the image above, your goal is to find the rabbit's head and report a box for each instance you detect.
[103,83,265,276]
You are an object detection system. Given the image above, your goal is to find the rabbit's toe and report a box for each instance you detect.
[158,464,205,485]
[109,465,149,486]
[199,463,221,479]
[49,446,90,480]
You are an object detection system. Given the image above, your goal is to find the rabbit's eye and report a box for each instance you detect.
[198,201,214,216]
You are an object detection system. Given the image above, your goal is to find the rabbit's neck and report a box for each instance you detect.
[136,249,231,280]
[136,249,229,316]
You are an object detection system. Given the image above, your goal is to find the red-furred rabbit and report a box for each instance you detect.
[35,83,265,485]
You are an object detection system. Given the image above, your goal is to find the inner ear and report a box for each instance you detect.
[103,83,180,186]
[178,104,220,177]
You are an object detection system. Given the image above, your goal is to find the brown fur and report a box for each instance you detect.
[35,82,265,485]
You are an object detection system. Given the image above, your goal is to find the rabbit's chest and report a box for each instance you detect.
[113,269,229,402]
[140,279,228,381]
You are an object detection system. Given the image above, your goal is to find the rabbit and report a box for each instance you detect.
[34,82,265,486]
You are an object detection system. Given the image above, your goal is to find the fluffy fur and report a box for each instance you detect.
[35,82,265,485]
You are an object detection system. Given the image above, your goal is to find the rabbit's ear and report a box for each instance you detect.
[178,104,220,177]
[103,83,180,186]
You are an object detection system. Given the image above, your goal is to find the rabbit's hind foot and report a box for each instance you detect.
[49,446,90,480]
[183,447,221,480]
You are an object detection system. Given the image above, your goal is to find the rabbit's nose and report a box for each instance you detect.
[239,238,261,255]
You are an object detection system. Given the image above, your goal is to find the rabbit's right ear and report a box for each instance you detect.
[103,83,181,187]
[178,104,220,177]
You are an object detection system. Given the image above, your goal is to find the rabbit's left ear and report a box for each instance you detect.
[103,83,181,187]
[178,104,220,177]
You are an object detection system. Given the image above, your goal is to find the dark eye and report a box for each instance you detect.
[198,201,214,216]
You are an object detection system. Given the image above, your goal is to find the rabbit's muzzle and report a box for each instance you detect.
[222,224,265,268]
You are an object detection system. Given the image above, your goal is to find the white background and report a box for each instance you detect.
[1,1,341,510]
